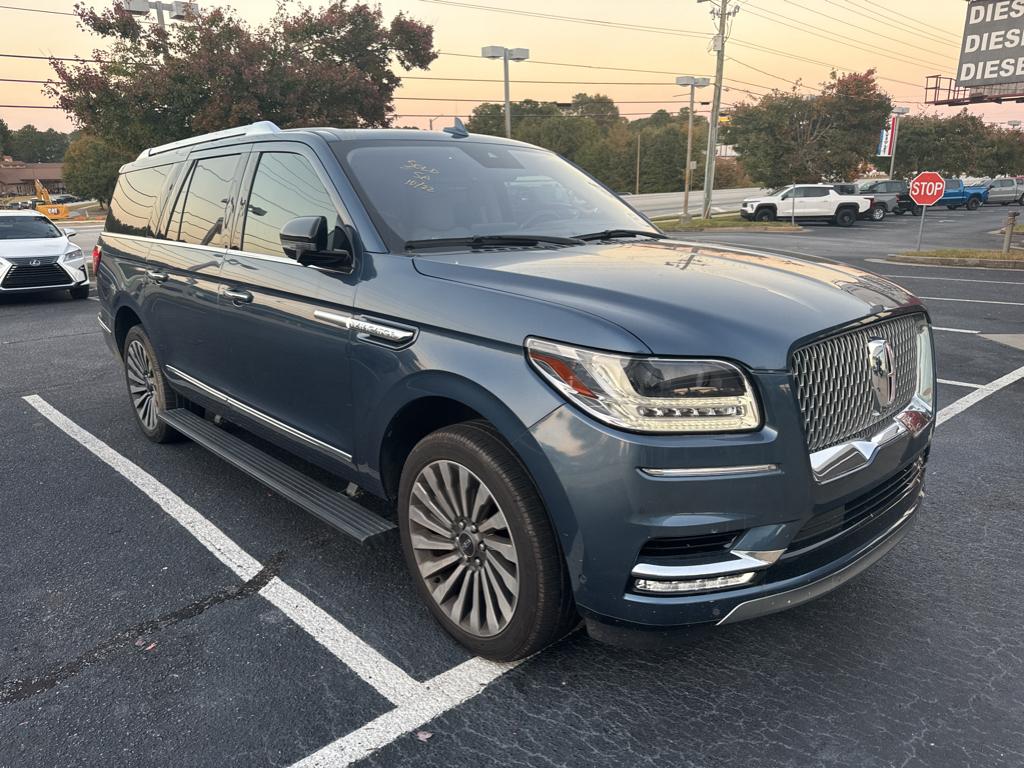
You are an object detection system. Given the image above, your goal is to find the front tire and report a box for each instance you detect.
[69,284,90,300]
[967,197,981,211]
[835,208,857,227]
[398,421,575,661]
[753,207,775,222]
[122,325,182,443]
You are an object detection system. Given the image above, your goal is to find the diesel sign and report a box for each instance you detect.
[956,0,1024,87]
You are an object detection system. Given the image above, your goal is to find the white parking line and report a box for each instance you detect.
[921,296,1024,307]
[22,393,522,766]
[937,364,1024,426]
[22,394,421,707]
[938,378,982,389]
[933,326,979,334]
[879,274,1024,285]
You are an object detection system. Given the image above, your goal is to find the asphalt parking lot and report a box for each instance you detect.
[2,210,1023,768]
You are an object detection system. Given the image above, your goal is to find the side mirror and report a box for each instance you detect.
[279,217,358,274]
[63,228,77,238]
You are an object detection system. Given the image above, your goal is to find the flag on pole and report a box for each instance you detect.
[877,115,898,157]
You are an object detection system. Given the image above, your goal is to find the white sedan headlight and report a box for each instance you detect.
[526,338,761,433]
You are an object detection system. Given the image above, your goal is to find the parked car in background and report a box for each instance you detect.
[833,182,894,221]
[984,177,1024,205]
[96,122,935,660]
[0,211,88,298]
[740,184,872,225]
[938,179,989,210]
[857,180,920,216]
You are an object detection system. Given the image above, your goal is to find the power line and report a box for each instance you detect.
[831,0,960,47]
[437,51,684,77]
[0,4,76,16]
[832,0,961,45]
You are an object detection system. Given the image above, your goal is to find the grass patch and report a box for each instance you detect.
[902,248,1022,261]
[654,213,799,231]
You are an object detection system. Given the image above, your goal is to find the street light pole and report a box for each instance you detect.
[676,75,710,220]
[125,1,198,28]
[700,0,735,219]
[888,106,910,179]
[482,46,529,139]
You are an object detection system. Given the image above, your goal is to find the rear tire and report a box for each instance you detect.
[122,325,182,443]
[69,284,90,300]
[911,206,922,216]
[835,208,856,227]
[398,421,576,661]
[894,208,906,216]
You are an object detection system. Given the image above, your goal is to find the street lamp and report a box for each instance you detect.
[482,45,529,138]
[1009,120,1022,130]
[676,75,711,220]
[889,105,910,179]
[124,1,198,28]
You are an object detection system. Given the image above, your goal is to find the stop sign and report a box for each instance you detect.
[909,172,945,206]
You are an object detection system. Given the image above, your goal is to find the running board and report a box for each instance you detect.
[159,408,395,543]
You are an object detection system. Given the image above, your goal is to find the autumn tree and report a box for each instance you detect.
[890,112,993,177]
[47,1,436,154]
[726,70,892,187]
[63,135,133,207]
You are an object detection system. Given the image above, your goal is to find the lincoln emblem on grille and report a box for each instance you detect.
[866,337,896,410]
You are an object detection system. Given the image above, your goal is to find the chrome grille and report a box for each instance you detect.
[792,314,920,452]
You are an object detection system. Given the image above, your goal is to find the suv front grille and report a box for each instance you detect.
[1,264,73,289]
[791,314,920,452]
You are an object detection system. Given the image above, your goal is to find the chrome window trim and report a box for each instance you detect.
[639,464,779,479]
[164,365,353,463]
[103,231,295,265]
[631,548,784,580]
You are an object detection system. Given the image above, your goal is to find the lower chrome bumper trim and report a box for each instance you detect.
[631,548,785,580]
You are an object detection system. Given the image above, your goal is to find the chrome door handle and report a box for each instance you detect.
[224,288,253,304]
[146,269,168,283]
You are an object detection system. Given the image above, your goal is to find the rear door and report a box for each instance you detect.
[143,150,246,393]
[216,143,360,466]
[802,187,832,216]
[989,179,1013,202]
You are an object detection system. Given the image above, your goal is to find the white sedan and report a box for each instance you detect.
[0,210,90,299]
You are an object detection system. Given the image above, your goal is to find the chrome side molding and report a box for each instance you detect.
[164,365,353,463]
[313,309,416,344]
[809,396,932,484]
[631,548,785,580]
[639,464,779,479]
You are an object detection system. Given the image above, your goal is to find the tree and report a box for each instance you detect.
[6,125,71,163]
[466,99,563,138]
[565,93,621,133]
[726,70,892,187]
[0,118,10,157]
[63,135,133,207]
[891,111,993,177]
[48,2,436,154]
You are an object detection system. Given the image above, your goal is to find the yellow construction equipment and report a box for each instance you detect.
[33,179,69,220]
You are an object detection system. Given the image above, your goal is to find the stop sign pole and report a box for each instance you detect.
[909,172,945,251]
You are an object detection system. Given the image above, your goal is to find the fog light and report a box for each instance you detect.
[634,571,756,594]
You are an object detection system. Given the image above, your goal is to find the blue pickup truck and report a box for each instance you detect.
[938,178,989,210]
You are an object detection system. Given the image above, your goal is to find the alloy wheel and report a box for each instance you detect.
[126,339,159,430]
[407,459,520,637]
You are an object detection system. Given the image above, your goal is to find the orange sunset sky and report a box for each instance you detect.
[0,1,999,135]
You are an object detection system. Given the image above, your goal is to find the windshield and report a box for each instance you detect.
[0,215,62,240]
[334,140,657,248]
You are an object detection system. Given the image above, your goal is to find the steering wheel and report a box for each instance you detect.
[520,204,578,230]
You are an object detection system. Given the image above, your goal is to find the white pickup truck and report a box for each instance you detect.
[740,184,873,227]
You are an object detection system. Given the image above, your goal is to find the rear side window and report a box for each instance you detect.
[805,188,830,197]
[241,152,341,258]
[106,164,173,237]
[166,154,241,247]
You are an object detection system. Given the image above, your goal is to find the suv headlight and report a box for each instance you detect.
[62,247,84,263]
[526,338,761,433]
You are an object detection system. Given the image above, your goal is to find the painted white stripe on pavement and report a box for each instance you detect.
[21,394,421,707]
[933,326,979,334]
[880,274,1024,285]
[938,378,982,389]
[921,296,1024,307]
[937,364,1024,426]
[291,657,521,768]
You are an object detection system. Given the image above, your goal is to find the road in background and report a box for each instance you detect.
[624,187,762,217]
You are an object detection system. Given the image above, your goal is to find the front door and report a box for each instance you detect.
[216,144,361,467]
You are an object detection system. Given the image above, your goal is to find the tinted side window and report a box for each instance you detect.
[242,153,341,258]
[106,165,173,237]
[167,154,241,247]
[806,188,830,197]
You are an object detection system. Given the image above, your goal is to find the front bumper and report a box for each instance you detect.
[521,372,932,636]
[0,257,88,292]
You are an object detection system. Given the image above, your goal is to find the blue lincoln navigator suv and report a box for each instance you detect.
[96,121,935,660]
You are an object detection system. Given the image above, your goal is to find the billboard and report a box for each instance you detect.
[956,0,1024,87]
[876,115,898,157]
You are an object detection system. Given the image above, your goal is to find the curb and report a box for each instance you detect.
[889,254,1024,269]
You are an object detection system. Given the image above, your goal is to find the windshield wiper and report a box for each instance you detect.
[405,234,584,251]
[574,229,667,242]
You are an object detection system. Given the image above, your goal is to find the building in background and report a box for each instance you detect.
[0,160,66,197]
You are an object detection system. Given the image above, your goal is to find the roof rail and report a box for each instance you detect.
[136,121,281,160]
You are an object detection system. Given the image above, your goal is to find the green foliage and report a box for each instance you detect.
[63,135,134,206]
[47,1,437,155]
[888,111,1024,177]
[726,70,892,187]
[0,118,10,157]
[5,125,71,163]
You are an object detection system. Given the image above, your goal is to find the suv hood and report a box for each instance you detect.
[0,237,69,258]
[412,240,921,370]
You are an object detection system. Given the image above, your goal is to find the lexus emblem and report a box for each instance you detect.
[867,337,896,410]
[29,259,41,267]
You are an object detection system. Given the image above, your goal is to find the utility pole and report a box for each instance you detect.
[635,133,641,195]
[888,106,910,179]
[700,0,736,220]
[676,76,710,220]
